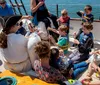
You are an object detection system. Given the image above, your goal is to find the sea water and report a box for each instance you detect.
[7,0,100,19]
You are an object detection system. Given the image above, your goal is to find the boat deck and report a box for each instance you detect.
[0,20,100,81]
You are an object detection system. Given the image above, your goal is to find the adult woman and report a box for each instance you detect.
[0,15,40,72]
[30,0,58,28]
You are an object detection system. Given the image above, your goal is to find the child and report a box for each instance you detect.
[70,50,100,79]
[48,25,69,55]
[74,5,94,42]
[77,5,94,24]
[82,62,100,85]
[34,41,66,83]
[57,9,70,27]
[69,23,94,63]
[49,47,89,79]
[57,9,70,33]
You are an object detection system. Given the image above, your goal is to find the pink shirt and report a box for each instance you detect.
[58,16,70,23]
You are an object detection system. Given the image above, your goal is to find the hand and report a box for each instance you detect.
[48,11,51,16]
[74,39,80,45]
[80,11,84,14]
[38,1,44,7]
[22,15,33,20]
[47,27,53,31]
[57,19,60,22]
[73,32,77,38]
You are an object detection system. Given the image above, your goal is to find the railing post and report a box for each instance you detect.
[56,4,59,17]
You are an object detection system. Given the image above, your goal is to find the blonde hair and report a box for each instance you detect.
[61,9,68,15]
[58,25,68,32]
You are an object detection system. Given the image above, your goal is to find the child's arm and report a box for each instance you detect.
[21,15,33,20]
[28,23,37,32]
[48,27,59,34]
[73,39,80,45]
[90,50,100,55]
[78,38,93,53]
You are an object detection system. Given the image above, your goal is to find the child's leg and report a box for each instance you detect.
[86,63,94,78]
[72,67,87,79]
[89,81,100,85]
[91,62,99,71]
[98,66,100,73]
[69,51,81,63]
[68,50,79,59]
[73,61,89,70]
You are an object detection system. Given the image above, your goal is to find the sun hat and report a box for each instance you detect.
[0,15,22,32]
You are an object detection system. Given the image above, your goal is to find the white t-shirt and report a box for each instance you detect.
[2,33,28,63]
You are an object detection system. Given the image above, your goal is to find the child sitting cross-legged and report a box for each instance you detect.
[48,25,69,55]
[68,22,94,64]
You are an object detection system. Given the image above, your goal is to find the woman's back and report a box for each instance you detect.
[2,33,28,63]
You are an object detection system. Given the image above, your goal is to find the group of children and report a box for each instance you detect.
[0,2,100,84]
[32,4,100,84]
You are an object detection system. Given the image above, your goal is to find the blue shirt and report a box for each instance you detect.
[0,4,14,16]
[82,13,94,23]
[79,32,93,44]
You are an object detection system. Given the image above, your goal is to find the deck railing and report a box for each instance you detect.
[8,0,100,21]
[47,4,100,20]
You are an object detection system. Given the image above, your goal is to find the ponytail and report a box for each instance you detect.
[0,31,7,48]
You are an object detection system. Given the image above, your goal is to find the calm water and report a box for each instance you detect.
[7,0,100,19]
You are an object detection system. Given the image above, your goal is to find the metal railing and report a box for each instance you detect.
[8,0,100,21]
[47,4,100,20]
[9,0,28,15]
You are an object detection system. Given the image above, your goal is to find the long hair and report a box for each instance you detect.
[0,31,7,48]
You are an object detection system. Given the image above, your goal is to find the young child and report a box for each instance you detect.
[69,23,94,63]
[57,9,70,33]
[77,5,94,24]
[34,41,66,83]
[82,61,100,85]
[57,9,70,27]
[48,25,69,55]
[49,47,71,76]
[70,50,100,79]
[74,5,94,42]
